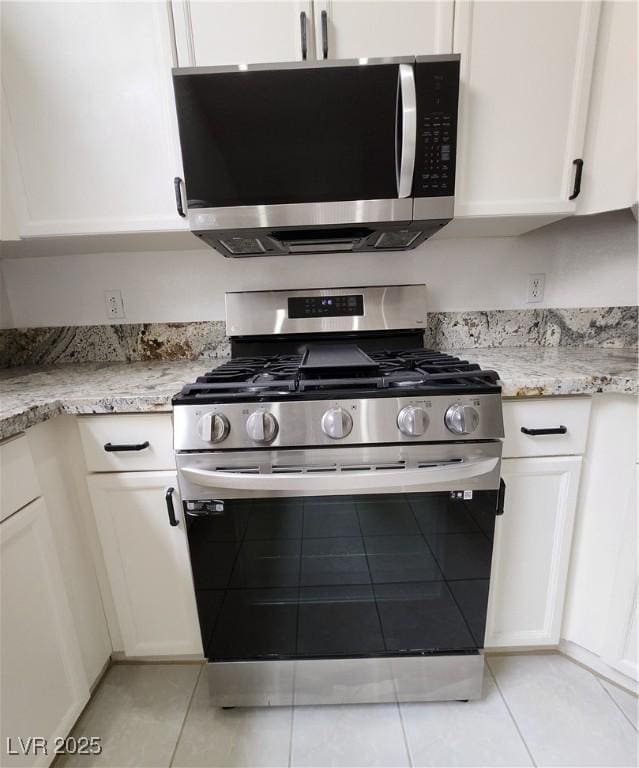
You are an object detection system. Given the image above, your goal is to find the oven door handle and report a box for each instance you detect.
[396,63,417,198]
[180,457,499,493]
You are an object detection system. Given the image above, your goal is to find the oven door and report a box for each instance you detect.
[178,442,501,680]
[173,58,420,231]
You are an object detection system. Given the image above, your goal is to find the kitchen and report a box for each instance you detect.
[0,1,637,767]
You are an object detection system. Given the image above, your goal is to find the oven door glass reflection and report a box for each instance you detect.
[186,491,498,661]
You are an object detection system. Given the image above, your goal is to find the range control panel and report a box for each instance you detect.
[288,294,364,319]
[413,58,460,198]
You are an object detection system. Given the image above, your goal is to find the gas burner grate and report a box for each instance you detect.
[195,367,261,383]
[172,347,501,404]
[298,375,386,392]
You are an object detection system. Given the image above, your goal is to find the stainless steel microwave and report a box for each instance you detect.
[172,55,460,257]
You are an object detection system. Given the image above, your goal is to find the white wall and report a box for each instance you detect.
[1,209,636,328]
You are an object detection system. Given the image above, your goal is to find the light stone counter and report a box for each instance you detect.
[454,347,637,398]
[0,360,214,441]
[1,348,636,441]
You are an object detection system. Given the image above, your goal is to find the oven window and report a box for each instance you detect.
[186,491,497,662]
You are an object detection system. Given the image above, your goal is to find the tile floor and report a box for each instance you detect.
[58,653,638,768]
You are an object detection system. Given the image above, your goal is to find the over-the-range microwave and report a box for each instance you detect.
[172,55,460,257]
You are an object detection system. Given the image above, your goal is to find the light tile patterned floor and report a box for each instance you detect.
[58,654,638,768]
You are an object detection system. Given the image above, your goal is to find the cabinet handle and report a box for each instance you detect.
[568,158,583,200]
[520,425,567,436]
[166,487,179,527]
[103,441,150,452]
[174,176,186,217]
[321,10,328,59]
[496,478,506,516]
[300,11,308,60]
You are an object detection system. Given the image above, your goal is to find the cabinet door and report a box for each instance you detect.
[313,1,453,59]
[0,85,20,242]
[453,1,600,220]
[88,471,202,657]
[600,465,638,681]
[1,498,89,768]
[173,1,313,67]
[1,1,184,237]
[577,1,638,215]
[485,456,582,648]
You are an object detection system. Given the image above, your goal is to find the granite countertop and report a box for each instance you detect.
[0,348,636,442]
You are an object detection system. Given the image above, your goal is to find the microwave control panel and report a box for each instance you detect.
[413,58,460,198]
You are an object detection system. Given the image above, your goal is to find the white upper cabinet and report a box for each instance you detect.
[0,86,20,242]
[172,1,313,67]
[1,1,185,237]
[452,1,601,225]
[313,1,453,59]
[3,0,627,241]
[577,1,638,215]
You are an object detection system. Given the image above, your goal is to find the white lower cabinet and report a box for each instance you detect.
[600,465,638,681]
[485,455,582,648]
[87,471,202,658]
[1,498,89,768]
[561,394,638,685]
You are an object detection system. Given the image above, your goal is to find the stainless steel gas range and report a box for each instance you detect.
[172,284,505,707]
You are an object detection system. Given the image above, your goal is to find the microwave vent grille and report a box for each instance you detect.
[373,230,422,249]
[219,236,269,255]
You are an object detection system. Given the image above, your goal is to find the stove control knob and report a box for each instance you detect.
[397,405,429,437]
[445,404,480,435]
[197,412,230,443]
[246,410,279,443]
[321,407,353,440]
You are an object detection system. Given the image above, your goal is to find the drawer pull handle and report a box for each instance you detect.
[521,426,567,436]
[166,487,179,527]
[103,441,150,452]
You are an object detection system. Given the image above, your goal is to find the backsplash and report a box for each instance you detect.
[0,322,229,368]
[423,306,638,350]
[0,306,636,368]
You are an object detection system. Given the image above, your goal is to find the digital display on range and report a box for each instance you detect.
[288,294,364,318]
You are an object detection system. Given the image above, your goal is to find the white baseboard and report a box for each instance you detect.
[559,640,638,694]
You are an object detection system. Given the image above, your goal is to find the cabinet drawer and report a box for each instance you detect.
[0,434,41,522]
[502,397,592,458]
[78,414,174,472]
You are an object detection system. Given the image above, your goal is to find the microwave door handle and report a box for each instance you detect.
[180,457,499,493]
[396,64,417,198]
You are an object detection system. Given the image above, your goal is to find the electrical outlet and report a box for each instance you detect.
[527,273,545,303]
[104,290,125,319]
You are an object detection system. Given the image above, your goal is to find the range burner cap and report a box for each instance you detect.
[385,369,426,388]
[389,379,426,388]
